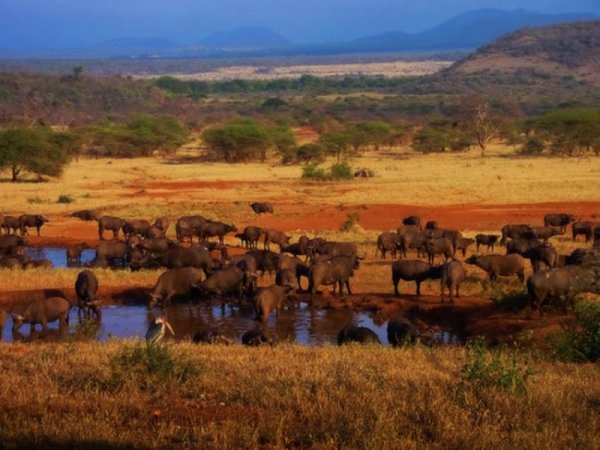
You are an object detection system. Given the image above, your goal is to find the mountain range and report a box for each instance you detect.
[1,8,597,59]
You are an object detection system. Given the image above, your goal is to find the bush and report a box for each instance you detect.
[518,138,545,155]
[57,194,74,204]
[301,162,328,180]
[301,161,355,181]
[296,143,325,163]
[109,342,201,392]
[460,337,535,393]
[548,301,600,362]
[203,119,271,162]
[329,161,354,180]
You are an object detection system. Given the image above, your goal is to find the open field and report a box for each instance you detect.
[140,60,453,81]
[0,341,599,449]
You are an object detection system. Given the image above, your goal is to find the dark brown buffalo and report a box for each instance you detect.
[145,226,166,239]
[501,224,534,245]
[235,226,263,249]
[456,238,475,258]
[531,226,563,242]
[175,215,207,243]
[544,213,576,232]
[149,267,204,307]
[337,325,380,345]
[18,214,49,237]
[595,226,600,246]
[475,234,499,252]
[424,237,453,264]
[0,257,23,269]
[564,248,591,266]
[254,285,293,322]
[527,266,586,317]
[75,270,100,318]
[247,250,279,276]
[242,329,272,346]
[277,254,308,290]
[122,219,152,238]
[524,244,558,272]
[71,210,99,221]
[308,255,359,295]
[98,216,126,240]
[138,237,175,254]
[465,254,526,284]
[2,216,22,235]
[193,328,233,345]
[387,317,420,346]
[392,259,439,296]
[66,242,90,263]
[263,229,290,251]
[398,229,426,258]
[154,246,213,274]
[506,238,543,256]
[282,235,311,260]
[195,266,248,303]
[275,268,298,290]
[440,260,466,303]
[572,221,599,243]
[425,221,438,230]
[377,232,400,259]
[251,202,274,214]
[402,215,421,229]
[199,221,237,244]
[313,241,358,258]
[95,240,129,267]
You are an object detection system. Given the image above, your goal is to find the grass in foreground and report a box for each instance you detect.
[0,341,598,449]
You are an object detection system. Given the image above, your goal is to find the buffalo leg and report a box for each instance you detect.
[345,280,352,295]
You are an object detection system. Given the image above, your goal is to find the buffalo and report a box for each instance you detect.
[544,213,576,232]
[501,224,534,245]
[195,266,249,304]
[456,238,475,258]
[387,317,420,346]
[193,328,233,345]
[392,259,439,296]
[376,232,400,259]
[149,267,204,307]
[424,237,453,264]
[308,255,359,295]
[242,329,273,346]
[475,234,499,252]
[572,221,598,243]
[402,215,421,229]
[251,202,274,215]
[235,226,263,249]
[440,260,466,303]
[247,250,279,276]
[254,284,294,322]
[2,216,22,235]
[531,226,562,242]
[95,240,129,267]
[337,325,380,345]
[19,214,49,237]
[75,270,100,318]
[98,216,126,240]
[263,229,290,251]
[71,210,99,221]
[527,266,586,317]
[175,215,207,243]
[465,254,527,284]
[66,242,90,264]
[200,220,237,244]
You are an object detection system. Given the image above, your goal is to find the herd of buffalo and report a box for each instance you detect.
[1,206,599,345]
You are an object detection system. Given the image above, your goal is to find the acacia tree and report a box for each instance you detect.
[458,98,505,157]
[0,127,72,182]
[203,119,271,162]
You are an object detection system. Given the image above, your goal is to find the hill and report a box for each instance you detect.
[199,27,291,50]
[450,21,600,85]
[346,8,596,53]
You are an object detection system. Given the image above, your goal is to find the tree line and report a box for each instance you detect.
[0,106,599,182]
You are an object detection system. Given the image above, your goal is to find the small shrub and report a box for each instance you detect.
[296,143,325,163]
[301,163,328,180]
[110,342,201,391]
[329,162,354,180]
[460,337,535,393]
[548,301,600,362]
[518,138,545,155]
[57,194,74,204]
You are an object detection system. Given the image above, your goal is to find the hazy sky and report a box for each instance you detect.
[1,0,598,49]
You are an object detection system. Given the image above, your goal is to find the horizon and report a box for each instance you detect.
[0,1,599,52]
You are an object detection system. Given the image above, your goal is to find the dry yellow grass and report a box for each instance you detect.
[1,143,599,219]
[0,341,598,449]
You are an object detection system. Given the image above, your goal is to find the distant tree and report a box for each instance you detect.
[524,108,600,157]
[72,65,84,80]
[296,143,325,163]
[268,123,296,163]
[319,131,352,162]
[411,118,472,153]
[0,127,72,182]
[262,98,288,110]
[349,121,392,151]
[457,98,506,156]
[128,115,189,156]
[203,119,271,162]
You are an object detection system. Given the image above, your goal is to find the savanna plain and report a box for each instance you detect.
[1,141,600,448]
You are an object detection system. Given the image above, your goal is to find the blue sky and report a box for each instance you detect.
[0,0,598,49]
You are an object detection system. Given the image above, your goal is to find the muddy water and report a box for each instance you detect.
[2,301,461,346]
[26,246,96,268]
